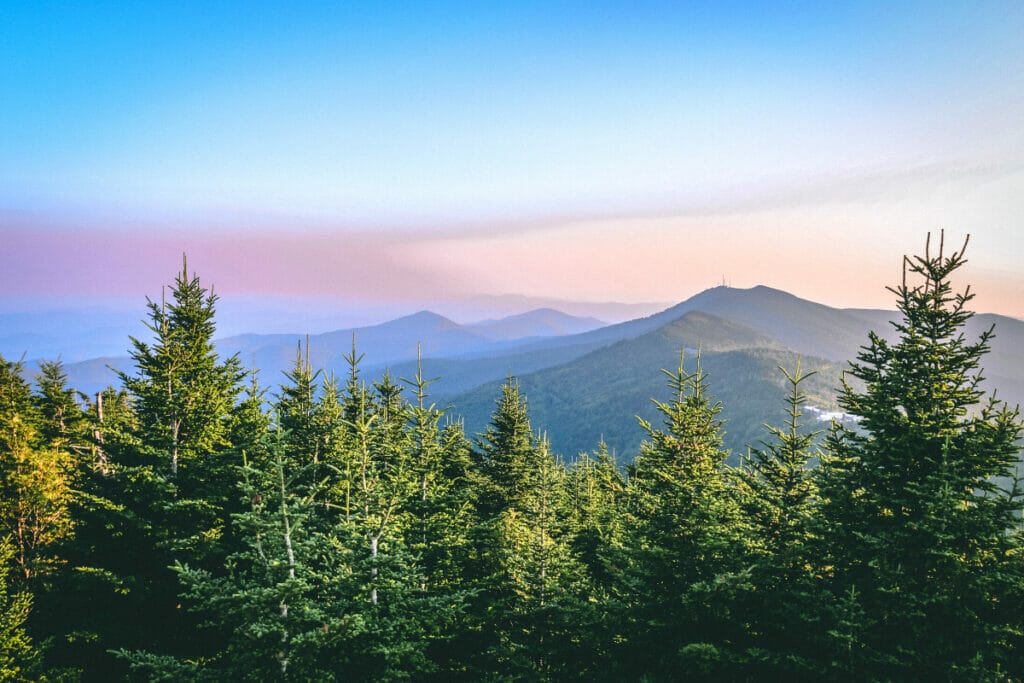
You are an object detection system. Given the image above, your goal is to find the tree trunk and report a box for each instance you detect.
[370,534,379,606]
[93,392,109,475]
[170,419,180,476]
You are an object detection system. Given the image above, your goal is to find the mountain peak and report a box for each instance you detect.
[384,310,460,329]
[467,308,606,340]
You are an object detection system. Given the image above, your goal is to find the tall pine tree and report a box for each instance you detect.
[737,362,824,678]
[816,232,1024,679]
[621,352,750,679]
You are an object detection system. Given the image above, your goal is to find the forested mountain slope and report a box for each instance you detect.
[448,310,845,459]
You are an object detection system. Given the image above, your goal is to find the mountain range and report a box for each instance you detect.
[23,286,1024,463]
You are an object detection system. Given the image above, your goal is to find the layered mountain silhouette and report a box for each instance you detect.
[57,307,609,394]
[50,286,1024,462]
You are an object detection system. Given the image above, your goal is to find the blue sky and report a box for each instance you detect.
[2,1,1023,315]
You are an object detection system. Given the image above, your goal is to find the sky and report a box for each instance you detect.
[3,1,1024,322]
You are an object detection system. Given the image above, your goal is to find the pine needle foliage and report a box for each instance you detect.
[815,232,1024,679]
[622,351,751,679]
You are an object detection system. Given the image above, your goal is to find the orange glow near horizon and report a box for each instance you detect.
[2,193,1022,319]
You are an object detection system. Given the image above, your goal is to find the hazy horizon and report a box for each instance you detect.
[3,3,1023,319]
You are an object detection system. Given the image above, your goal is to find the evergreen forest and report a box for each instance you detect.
[2,234,1023,681]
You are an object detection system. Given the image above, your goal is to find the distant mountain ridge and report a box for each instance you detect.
[29,286,1024,466]
[55,307,612,394]
[466,308,606,340]
[216,310,488,379]
[435,287,1024,460]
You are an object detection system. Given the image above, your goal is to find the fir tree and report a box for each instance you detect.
[80,259,246,672]
[473,380,536,518]
[0,355,74,582]
[0,537,41,682]
[564,442,626,673]
[816,232,1024,679]
[118,254,243,479]
[0,354,36,452]
[567,441,625,585]
[400,351,474,596]
[275,339,322,475]
[33,360,87,455]
[469,380,586,680]
[117,429,335,681]
[621,352,750,679]
[737,361,824,678]
[39,384,138,676]
[114,256,245,563]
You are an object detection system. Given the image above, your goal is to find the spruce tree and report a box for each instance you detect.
[469,380,586,680]
[41,384,138,676]
[33,360,87,455]
[325,360,451,680]
[0,357,80,679]
[0,355,74,583]
[622,352,750,679]
[119,255,243,479]
[400,353,474,593]
[115,256,245,564]
[567,441,625,585]
[564,442,626,673]
[275,339,322,475]
[737,362,824,678]
[815,233,1024,679]
[82,259,246,671]
[473,380,536,518]
[0,537,40,682]
[0,354,36,453]
[117,429,333,681]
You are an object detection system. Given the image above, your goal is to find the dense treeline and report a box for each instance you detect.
[2,236,1023,681]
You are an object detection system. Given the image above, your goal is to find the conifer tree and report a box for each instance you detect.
[567,441,625,585]
[117,429,334,681]
[473,380,536,518]
[114,257,245,560]
[0,354,36,452]
[0,355,74,582]
[816,233,1024,679]
[84,259,246,670]
[401,353,475,595]
[562,443,627,674]
[40,384,138,676]
[343,372,413,609]
[341,335,369,430]
[326,360,455,680]
[621,352,750,678]
[33,360,87,455]
[500,435,586,679]
[275,340,322,474]
[229,371,273,473]
[737,362,823,677]
[469,380,586,679]
[119,255,243,479]
[419,418,479,676]
[81,384,137,475]
[0,537,40,682]
[310,372,346,520]
[0,357,79,679]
